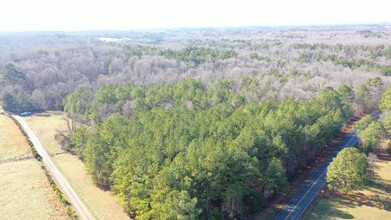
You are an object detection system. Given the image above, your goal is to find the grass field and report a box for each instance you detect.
[0,114,68,220]
[0,160,69,220]
[24,112,67,155]
[303,159,391,220]
[53,154,130,220]
[0,114,31,160]
[25,112,130,220]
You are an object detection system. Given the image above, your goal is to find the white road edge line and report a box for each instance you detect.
[295,133,358,219]
[283,133,356,220]
[275,133,355,219]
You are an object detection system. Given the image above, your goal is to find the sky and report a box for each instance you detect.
[0,0,390,32]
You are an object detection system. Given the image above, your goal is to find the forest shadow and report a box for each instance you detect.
[324,208,354,219]
[304,200,354,220]
[335,185,391,212]
[368,178,391,192]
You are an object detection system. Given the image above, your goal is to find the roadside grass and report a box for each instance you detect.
[53,153,130,220]
[0,160,69,220]
[0,114,31,160]
[26,112,130,220]
[303,159,391,220]
[24,112,67,155]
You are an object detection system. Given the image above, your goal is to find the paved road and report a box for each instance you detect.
[13,115,95,220]
[273,132,357,220]
[274,112,380,220]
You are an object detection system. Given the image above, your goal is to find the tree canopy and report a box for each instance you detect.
[357,121,382,153]
[64,79,353,218]
[326,147,368,194]
[0,28,389,115]
[1,28,388,219]
[379,84,391,111]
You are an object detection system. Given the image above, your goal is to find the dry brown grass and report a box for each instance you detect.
[26,112,130,220]
[24,112,66,155]
[0,114,31,160]
[0,159,69,220]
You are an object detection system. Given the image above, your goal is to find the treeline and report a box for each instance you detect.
[1,27,391,114]
[297,50,391,74]
[0,44,238,113]
[356,84,391,154]
[64,80,354,219]
[160,46,237,65]
[63,76,384,126]
[380,85,391,154]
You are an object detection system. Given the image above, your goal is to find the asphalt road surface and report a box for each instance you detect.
[13,115,95,220]
[273,132,358,220]
[274,112,380,220]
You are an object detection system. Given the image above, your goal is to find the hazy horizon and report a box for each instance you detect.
[1,0,390,32]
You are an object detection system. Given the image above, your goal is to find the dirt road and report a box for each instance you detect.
[13,115,95,220]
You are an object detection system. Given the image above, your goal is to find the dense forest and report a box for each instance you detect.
[1,26,390,114]
[1,25,391,219]
[65,80,356,219]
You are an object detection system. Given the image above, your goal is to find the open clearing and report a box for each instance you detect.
[0,160,69,220]
[24,112,67,155]
[0,114,68,220]
[25,112,130,220]
[0,114,31,160]
[303,159,391,220]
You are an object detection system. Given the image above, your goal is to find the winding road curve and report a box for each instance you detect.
[274,112,380,220]
[13,115,95,220]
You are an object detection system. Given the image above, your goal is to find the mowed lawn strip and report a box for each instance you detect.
[0,158,69,219]
[25,112,130,220]
[0,114,31,160]
[303,159,391,220]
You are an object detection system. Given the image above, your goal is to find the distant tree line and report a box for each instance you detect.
[160,46,237,65]
[1,27,390,114]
